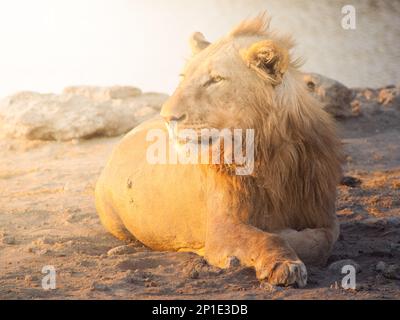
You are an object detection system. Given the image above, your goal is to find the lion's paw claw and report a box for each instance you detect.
[259,260,307,288]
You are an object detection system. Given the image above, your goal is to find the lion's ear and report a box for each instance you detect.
[189,32,210,55]
[242,40,289,85]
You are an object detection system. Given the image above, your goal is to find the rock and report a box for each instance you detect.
[24,275,38,282]
[63,86,142,101]
[0,89,168,141]
[328,259,361,273]
[375,261,386,272]
[386,217,400,227]
[107,244,136,256]
[185,257,223,279]
[303,73,354,118]
[340,176,362,187]
[35,249,49,255]
[260,282,283,292]
[90,282,110,291]
[1,235,16,245]
[359,217,380,226]
[375,261,400,280]
[378,87,400,106]
[382,264,400,280]
[32,237,54,246]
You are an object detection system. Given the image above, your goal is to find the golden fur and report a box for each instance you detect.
[95,14,343,287]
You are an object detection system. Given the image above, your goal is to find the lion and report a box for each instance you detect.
[95,14,343,287]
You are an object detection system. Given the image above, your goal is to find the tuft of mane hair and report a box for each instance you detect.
[230,12,271,37]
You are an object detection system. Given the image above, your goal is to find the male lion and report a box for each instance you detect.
[95,15,343,287]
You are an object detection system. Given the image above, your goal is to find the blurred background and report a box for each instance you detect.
[0,0,399,98]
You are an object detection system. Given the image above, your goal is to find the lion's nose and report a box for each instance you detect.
[160,93,188,123]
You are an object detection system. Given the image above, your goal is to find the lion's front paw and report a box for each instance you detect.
[257,260,307,288]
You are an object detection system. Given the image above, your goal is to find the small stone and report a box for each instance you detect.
[2,236,16,245]
[386,217,400,226]
[107,245,136,256]
[376,261,386,272]
[24,275,33,282]
[382,265,400,280]
[260,282,282,292]
[360,218,380,226]
[328,259,361,273]
[33,237,54,246]
[36,249,49,255]
[90,282,110,291]
[24,275,38,282]
[340,176,361,187]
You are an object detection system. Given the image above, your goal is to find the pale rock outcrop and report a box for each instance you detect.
[0,87,168,141]
[303,73,354,118]
[63,86,142,101]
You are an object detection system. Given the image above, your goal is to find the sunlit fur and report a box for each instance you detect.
[95,14,344,287]
[165,14,343,236]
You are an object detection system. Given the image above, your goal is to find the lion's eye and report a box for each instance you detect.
[203,75,225,87]
[307,81,315,90]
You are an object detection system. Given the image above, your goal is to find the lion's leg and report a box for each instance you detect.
[278,221,339,266]
[204,215,308,287]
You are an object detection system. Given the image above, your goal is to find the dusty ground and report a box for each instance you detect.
[0,87,399,300]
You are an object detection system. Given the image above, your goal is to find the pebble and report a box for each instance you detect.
[36,249,49,256]
[374,261,399,280]
[32,237,53,246]
[24,275,38,282]
[386,217,400,226]
[382,265,400,280]
[1,236,16,245]
[376,261,386,272]
[260,282,283,293]
[90,282,110,291]
[107,245,136,256]
[340,176,361,187]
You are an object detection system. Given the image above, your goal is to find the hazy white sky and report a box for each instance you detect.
[0,0,186,97]
[0,0,399,98]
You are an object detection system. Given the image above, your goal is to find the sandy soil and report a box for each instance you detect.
[0,88,399,300]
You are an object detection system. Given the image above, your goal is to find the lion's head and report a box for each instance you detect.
[160,14,300,136]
